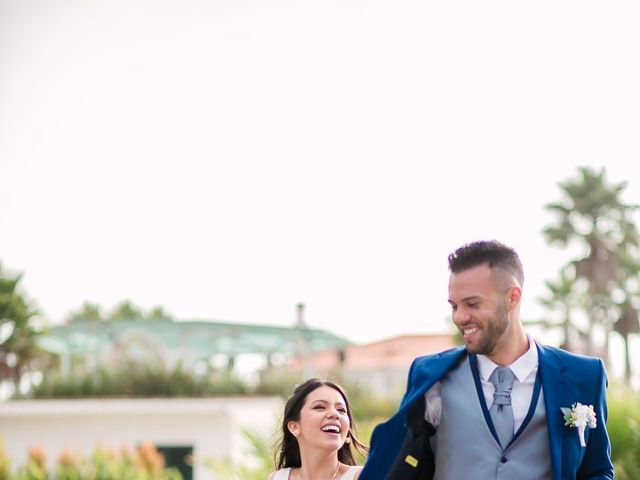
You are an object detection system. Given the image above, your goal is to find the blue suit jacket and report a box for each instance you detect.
[360,343,614,480]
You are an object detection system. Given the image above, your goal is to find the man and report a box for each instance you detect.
[361,240,614,480]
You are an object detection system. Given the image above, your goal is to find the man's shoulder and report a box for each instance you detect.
[412,345,466,365]
[408,345,466,377]
[536,342,604,370]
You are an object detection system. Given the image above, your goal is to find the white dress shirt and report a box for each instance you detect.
[425,335,539,434]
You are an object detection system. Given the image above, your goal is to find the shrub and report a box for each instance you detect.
[0,440,182,480]
[254,371,304,397]
[607,385,640,480]
[0,438,11,480]
[207,429,274,480]
[21,364,246,399]
[13,446,47,480]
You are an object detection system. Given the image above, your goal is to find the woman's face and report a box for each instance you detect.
[288,385,351,453]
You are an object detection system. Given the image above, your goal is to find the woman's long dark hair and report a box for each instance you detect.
[275,378,368,469]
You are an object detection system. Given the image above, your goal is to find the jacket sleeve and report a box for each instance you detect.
[361,349,464,480]
[385,395,435,480]
[361,360,421,480]
[576,359,614,479]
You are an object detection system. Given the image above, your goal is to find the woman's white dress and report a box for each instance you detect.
[271,466,362,480]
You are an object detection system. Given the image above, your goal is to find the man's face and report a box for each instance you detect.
[448,263,511,355]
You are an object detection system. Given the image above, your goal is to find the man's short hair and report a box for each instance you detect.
[447,240,524,287]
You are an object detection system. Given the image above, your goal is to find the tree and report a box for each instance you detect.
[147,305,173,321]
[67,301,173,322]
[536,267,588,351]
[542,166,640,379]
[66,301,104,323]
[616,299,640,382]
[107,300,144,321]
[0,263,44,393]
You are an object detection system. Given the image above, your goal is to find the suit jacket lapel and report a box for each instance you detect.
[469,354,500,446]
[537,343,570,480]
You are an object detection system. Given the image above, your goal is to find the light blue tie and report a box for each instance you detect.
[489,366,516,449]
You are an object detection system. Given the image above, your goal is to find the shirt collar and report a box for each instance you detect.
[476,335,539,383]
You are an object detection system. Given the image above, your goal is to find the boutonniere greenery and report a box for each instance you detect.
[561,402,597,447]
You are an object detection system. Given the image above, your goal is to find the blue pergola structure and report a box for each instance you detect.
[36,318,352,375]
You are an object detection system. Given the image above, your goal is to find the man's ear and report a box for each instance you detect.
[287,420,300,438]
[507,286,522,311]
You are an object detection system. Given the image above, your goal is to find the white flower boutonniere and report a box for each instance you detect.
[561,402,597,447]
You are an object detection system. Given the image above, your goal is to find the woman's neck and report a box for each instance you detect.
[298,449,341,480]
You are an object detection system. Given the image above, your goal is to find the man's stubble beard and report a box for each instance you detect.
[471,300,510,356]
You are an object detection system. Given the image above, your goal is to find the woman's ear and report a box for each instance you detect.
[287,420,300,438]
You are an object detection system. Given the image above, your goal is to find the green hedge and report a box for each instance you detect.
[20,364,246,399]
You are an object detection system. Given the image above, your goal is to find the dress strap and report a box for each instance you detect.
[340,466,363,480]
[272,467,292,480]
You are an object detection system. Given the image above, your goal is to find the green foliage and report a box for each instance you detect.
[89,446,122,480]
[345,382,400,424]
[107,300,144,322]
[254,371,304,397]
[12,446,47,480]
[66,302,103,323]
[0,263,46,392]
[0,438,11,480]
[607,387,640,479]
[13,462,47,480]
[146,307,173,322]
[1,441,182,480]
[22,364,246,399]
[207,429,274,480]
[66,301,174,324]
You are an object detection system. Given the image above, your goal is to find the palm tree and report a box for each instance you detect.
[543,166,640,376]
[0,263,43,393]
[536,267,588,352]
[615,299,640,382]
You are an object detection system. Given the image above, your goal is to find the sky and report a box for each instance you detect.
[1,0,640,357]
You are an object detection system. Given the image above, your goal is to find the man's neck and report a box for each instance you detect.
[487,330,529,366]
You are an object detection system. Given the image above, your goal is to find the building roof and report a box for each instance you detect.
[37,319,352,361]
[290,333,459,371]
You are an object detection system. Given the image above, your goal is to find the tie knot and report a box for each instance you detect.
[489,367,515,406]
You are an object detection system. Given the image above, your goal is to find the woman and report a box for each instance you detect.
[268,378,367,480]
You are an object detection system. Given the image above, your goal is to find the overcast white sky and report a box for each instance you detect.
[1,0,639,350]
